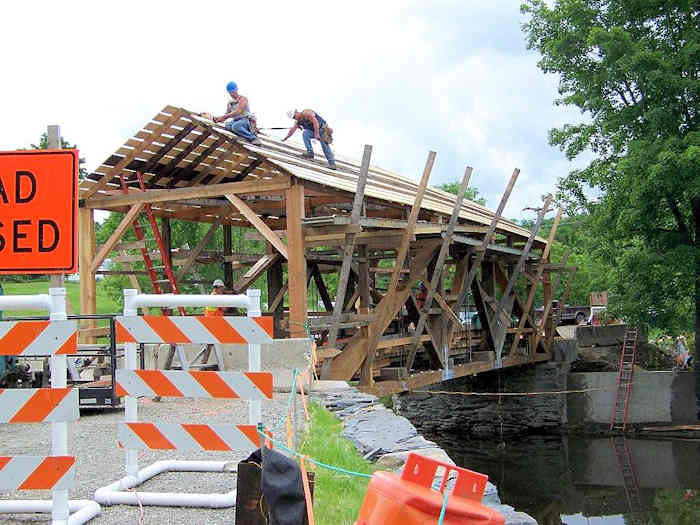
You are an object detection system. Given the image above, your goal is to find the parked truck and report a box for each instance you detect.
[536,300,592,326]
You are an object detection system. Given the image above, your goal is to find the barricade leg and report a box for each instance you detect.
[0,499,101,525]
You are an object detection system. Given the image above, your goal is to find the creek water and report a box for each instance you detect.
[425,432,700,524]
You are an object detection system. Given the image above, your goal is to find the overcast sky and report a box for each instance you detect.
[0,0,589,221]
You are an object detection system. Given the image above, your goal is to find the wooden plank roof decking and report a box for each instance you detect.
[80,105,544,245]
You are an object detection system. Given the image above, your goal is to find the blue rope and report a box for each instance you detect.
[257,424,372,479]
[437,489,449,524]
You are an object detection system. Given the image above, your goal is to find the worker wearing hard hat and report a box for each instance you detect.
[205,279,226,317]
[283,109,336,170]
[213,81,262,145]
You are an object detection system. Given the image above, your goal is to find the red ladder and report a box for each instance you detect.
[610,326,639,432]
[612,437,647,524]
[119,173,185,316]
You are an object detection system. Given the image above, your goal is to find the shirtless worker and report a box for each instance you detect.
[283,109,336,169]
[213,81,262,145]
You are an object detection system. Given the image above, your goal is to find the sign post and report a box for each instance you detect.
[0,149,78,274]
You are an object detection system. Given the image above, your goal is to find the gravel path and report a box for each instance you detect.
[0,394,302,525]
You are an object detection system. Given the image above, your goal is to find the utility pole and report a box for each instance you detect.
[47,125,65,290]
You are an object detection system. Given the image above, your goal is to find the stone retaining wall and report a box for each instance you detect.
[311,380,537,525]
[395,362,569,437]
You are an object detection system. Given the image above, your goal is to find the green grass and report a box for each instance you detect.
[298,402,375,525]
[0,279,120,318]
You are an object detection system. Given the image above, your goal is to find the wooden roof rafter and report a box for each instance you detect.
[80,105,545,245]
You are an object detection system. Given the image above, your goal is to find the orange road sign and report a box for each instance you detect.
[0,150,78,274]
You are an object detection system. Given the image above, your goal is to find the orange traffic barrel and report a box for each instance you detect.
[355,452,504,525]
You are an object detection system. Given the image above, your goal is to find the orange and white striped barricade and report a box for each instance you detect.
[95,289,274,508]
[0,288,100,525]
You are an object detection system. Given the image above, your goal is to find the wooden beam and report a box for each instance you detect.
[405,165,472,371]
[304,231,409,248]
[149,129,211,185]
[175,214,228,283]
[508,207,562,357]
[432,293,463,327]
[359,351,551,396]
[326,145,372,352]
[79,327,110,339]
[225,194,288,259]
[84,178,291,209]
[361,152,436,385]
[89,203,144,274]
[161,216,173,274]
[534,265,578,351]
[95,240,146,253]
[82,109,184,199]
[444,168,520,347]
[268,281,288,313]
[286,182,307,338]
[265,241,284,336]
[492,195,552,366]
[224,225,234,289]
[189,141,235,185]
[311,263,334,312]
[326,239,440,381]
[233,253,281,294]
[78,208,96,343]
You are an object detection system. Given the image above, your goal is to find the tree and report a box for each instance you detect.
[521,1,699,376]
[436,181,487,205]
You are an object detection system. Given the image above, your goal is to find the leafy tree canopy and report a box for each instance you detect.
[436,181,487,205]
[29,132,88,179]
[521,1,699,348]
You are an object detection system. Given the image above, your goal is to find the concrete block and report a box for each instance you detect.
[568,371,696,425]
[221,338,313,392]
[575,324,626,347]
[311,380,351,392]
[552,339,577,362]
[139,339,314,392]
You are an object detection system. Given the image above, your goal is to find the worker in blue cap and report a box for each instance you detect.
[214,81,261,145]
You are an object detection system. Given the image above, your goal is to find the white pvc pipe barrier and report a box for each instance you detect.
[96,288,264,508]
[49,289,69,525]
[0,293,52,311]
[94,460,236,507]
[0,289,99,525]
[0,500,101,525]
[123,291,251,316]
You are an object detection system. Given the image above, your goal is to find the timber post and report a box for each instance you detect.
[286,180,307,338]
[78,207,96,343]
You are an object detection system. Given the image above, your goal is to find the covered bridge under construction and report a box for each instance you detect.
[77,105,571,395]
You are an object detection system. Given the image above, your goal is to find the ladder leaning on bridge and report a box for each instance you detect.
[610,326,639,432]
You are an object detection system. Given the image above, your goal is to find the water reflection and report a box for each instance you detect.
[425,432,700,524]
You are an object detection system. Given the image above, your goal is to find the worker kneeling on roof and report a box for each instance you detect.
[213,81,262,146]
[283,109,336,170]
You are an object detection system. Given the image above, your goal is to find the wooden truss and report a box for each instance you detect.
[77,105,560,394]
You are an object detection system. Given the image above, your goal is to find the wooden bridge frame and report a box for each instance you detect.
[78,106,571,395]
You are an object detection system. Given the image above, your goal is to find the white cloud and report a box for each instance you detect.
[0,0,591,221]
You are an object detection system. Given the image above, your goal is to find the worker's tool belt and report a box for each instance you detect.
[321,125,333,144]
[249,115,259,134]
[231,115,259,135]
